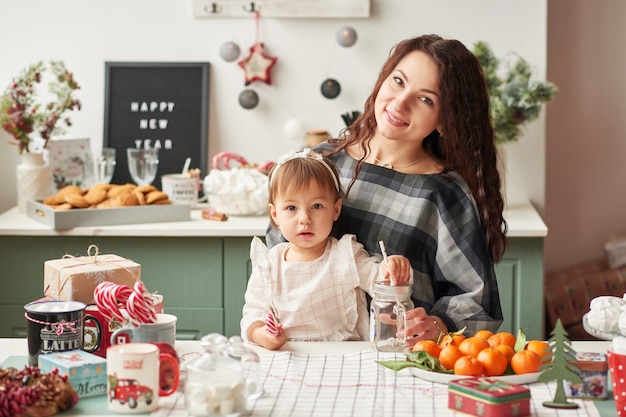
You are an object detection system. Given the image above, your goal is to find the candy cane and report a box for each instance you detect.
[212,152,250,170]
[126,281,157,325]
[265,312,279,336]
[94,282,131,323]
[93,283,114,321]
[257,161,276,174]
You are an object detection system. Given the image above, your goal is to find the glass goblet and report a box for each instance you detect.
[127,148,159,186]
[93,147,116,184]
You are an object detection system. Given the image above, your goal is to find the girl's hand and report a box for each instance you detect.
[381,255,413,285]
[249,321,287,350]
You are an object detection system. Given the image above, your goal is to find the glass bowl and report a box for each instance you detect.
[203,167,269,216]
[205,191,268,216]
[582,312,622,341]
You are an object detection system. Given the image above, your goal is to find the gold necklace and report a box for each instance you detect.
[374,154,424,170]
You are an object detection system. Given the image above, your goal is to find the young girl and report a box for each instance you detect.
[240,148,412,350]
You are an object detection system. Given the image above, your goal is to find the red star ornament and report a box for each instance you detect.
[238,42,278,86]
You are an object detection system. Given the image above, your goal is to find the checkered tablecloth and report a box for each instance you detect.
[154,351,603,417]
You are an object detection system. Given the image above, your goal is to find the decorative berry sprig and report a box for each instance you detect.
[0,61,81,154]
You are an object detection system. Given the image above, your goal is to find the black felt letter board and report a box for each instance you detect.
[103,62,210,189]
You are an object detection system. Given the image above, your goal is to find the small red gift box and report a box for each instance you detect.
[448,377,530,417]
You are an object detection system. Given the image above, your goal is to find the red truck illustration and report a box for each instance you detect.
[108,375,154,409]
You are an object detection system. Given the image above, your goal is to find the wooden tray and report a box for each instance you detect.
[27,200,191,230]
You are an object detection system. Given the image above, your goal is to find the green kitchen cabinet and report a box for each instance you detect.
[0,235,253,339]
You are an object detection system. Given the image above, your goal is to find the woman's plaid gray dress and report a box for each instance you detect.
[267,143,503,336]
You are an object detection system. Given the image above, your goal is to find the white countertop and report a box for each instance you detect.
[0,202,547,238]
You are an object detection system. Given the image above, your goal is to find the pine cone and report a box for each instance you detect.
[0,365,79,417]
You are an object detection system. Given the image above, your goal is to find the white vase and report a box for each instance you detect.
[16,152,52,213]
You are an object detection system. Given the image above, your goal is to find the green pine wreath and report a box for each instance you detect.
[473,41,558,145]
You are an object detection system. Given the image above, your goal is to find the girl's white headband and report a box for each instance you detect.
[269,148,340,192]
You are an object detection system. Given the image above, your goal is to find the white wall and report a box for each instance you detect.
[0,0,548,214]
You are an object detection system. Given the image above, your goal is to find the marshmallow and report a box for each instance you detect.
[204,167,269,215]
[586,296,626,333]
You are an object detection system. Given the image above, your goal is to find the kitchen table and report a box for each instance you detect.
[0,339,615,417]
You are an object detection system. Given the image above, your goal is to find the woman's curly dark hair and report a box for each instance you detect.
[326,34,507,263]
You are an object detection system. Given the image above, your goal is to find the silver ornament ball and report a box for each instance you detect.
[220,41,241,62]
[336,26,357,47]
[239,89,259,109]
[321,78,341,99]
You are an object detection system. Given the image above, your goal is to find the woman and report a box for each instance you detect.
[268,34,506,343]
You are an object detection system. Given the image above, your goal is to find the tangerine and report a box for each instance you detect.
[438,344,465,370]
[454,355,484,376]
[474,329,494,341]
[487,331,516,348]
[411,339,441,358]
[438,333,466,349]
[458,336,490,358]
[495,344,515,362]
[476,347,508,376]
[526,340,551,364]
[510,350,542,375]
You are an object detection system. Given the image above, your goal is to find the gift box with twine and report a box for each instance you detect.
[44,245,141,305]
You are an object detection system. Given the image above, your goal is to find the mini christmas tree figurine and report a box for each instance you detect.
[539,318,581,409]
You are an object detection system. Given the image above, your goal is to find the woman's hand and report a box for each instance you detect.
[404,307,448,345]
[248,321,287,350]
[381,255,412,285]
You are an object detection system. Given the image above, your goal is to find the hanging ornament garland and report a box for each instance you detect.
[319,25,358,100]
[238,10,278,86]
[218,3,242,63]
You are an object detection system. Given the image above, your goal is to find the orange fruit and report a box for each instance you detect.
[458,336,490,358]
[438,333,466,350]
[526,340,551,364]
[477,347,508,376]
[495,344,515,362]
[411,339,441,358]
[438,344,465,370]
[510,350,542,375]
[454,355,485,376]
[474,329,494,341]
[487,331,516,348]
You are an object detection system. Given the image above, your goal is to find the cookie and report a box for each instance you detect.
[136,185,158,194]
[134,189,147,205]
[117,190,139,206]
[57,185,83,196]
[108,184,136,198]
[64,194,90,209]
[146,190,168,204]
[84,187,107,205]
[152,198,172,205]
[55,203,74,211]
[43,194,66,206]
